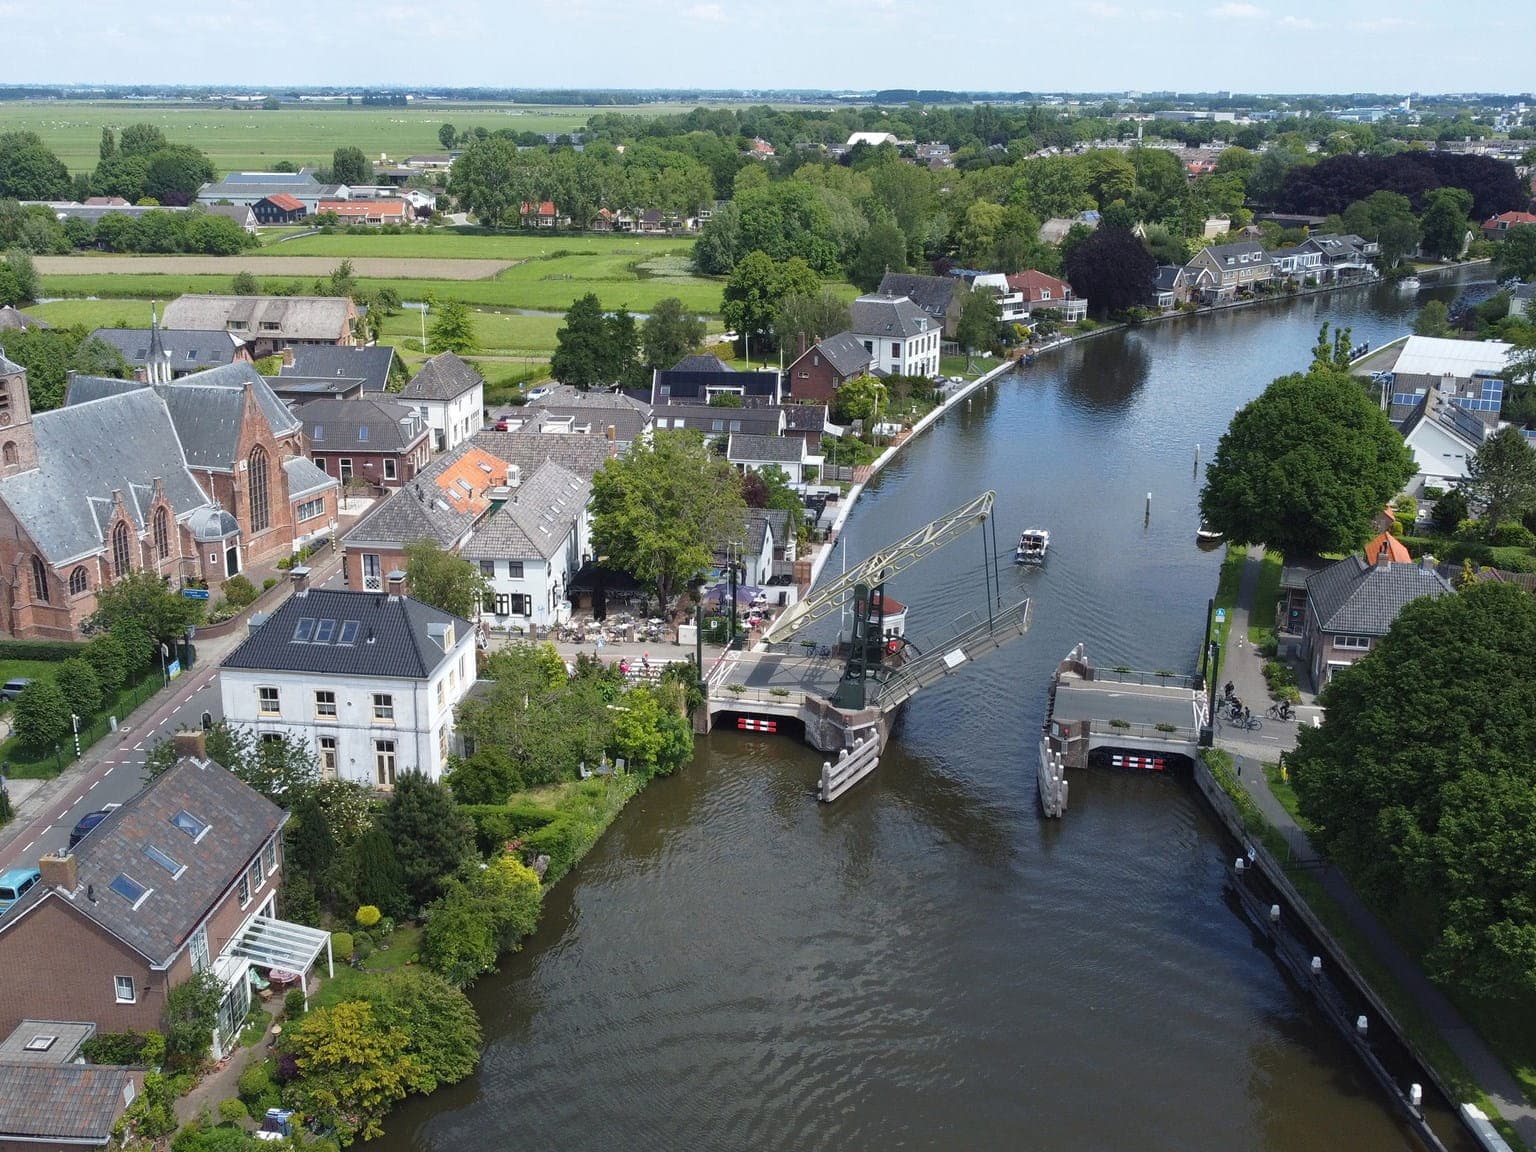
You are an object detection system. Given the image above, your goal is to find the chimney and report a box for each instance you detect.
[174,730,208,760]
[290,565,311,594]
[607,424,617,456]
[39,852,79,895]
[1375,542,1392,569]
[386,570,407,599]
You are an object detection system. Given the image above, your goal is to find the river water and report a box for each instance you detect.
[377,278,1484,1152]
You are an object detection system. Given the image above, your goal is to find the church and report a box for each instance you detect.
[0,347,337,640]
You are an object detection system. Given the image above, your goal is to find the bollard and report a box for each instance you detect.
[1268,904,1280,924]
[1234,857,1245,874]
[1409,1084,1423,1110]
[1310,956,1322,977]
[1145,492,1152,523]
[1356,1016,1368,1037]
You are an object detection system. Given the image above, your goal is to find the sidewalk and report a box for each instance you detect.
[1221,547,1536,1146]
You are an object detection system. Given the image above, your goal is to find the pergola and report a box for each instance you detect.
[228,916,334,1010]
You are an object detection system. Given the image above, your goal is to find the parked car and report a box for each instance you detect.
[68,803,121,849]
[0,678,33,701]
[0,867,40,916]
[525,386,552,402]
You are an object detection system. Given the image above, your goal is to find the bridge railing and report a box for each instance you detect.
[711,684,809,707]
[874,597,1032,709]
[1087,718,1201,743]
[1089,667,1200,690]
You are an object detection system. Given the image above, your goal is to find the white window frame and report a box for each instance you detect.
[114,975,136,1004]
[314,690,337,718]
[373,692,394,722]
[257,686,280,716]
[238,872,251,908]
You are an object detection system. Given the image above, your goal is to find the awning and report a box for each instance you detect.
[227,915,334,993]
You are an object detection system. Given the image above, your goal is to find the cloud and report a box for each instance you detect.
[686,2,726,20]
[1276,14,1322,29]
[1086,2,1124,16]
[1348,16,1418,30]
[1209,2,1266,17]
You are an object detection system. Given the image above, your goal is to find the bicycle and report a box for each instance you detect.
[1266,702,1295,721]
[1230,714,1262,731]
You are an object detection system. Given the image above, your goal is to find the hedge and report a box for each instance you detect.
[460,802,559,856]
[0,639,85,663]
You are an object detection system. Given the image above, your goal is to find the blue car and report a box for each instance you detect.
[67,803,120,849]
[0,867,40,917]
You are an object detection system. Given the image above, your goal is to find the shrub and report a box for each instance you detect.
[81,1030,154,1065]
[217,1098,248,1124]
[0,639,85,662]
[1423,485,1446,500]
[84,632,129,692]
[330,931,354,961]
[355,904,382,928]
[284,988,307,1019]
[163,970,223,1072]
[1490,521,1536,548]
[222,574,259,608]
[275,556,292,571]
[13,679,72,749]
[262,577,278,591]
[353,934,374,961]
[280,1001,426,1145]
[1490,548,1536,573]
[237,1059,280,1116]
[55,657,103,718]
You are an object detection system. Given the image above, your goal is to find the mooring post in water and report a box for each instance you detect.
[1145,492,1151,525]
[1194,443,1200,475]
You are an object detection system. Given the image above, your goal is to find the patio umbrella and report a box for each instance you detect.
[702,582,762,607]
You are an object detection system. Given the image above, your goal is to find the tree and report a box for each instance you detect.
[427,298,478,355]
[12,680,71,749]
[956,287,1002,363]
[99,127,116,161]
[142,146,215,206]
[118,124,168,157]
[330,146,372,187]
[446,136,526,228]
[353,825,409,920]
[231,270,259,296]
[589,430,747,616]
[163,970,222,1071]
[0,248,37,307]
[1063,226,1157,317]
[1310,321,1355,371]
[1495,226,1536,283]
[0,132,71,201]
[773,289,850,353]
[1290,582,1536,999]
[1431,488,1468,536]
[55,658,102,719]
[1420,187,1474,261]
[831,374,886,426]
[89,569,202,644]
[382,773,475,911]
[1199,366,1416,556]
[1413,300,1452,338]
[721,250,783,353]
[640,297,706,370]
[403,538,487,620]
[438,123,458,150]
[356,970,481,1092]
[847,219,908,292]
[1341,190,1421,270]
[280,1000,427,1145]
[1461,426,1536,536]
[551,292,638,389]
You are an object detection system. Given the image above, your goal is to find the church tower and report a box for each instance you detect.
[146,301,173,386]
[0,349,38,476]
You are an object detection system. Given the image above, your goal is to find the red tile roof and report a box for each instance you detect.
[318,199,407,220]
[1484,211,1536,228]
[1364,531,1412,565]
[1006,269,1074,303]
[263,193,305,211]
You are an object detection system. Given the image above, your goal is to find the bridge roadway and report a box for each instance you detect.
[1050,677,1207,733]
[705,648,844,697]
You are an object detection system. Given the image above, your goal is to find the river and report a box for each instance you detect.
[376,276,1485,1152]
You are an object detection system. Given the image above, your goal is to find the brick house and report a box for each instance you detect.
[0,735,329,1060]
[1183,239,1274,303]
[317,199,410,226]
[1301,542,1451,688]
[300,395,430,490]
[1006,269,1089,322]
[785,332,874,406]
[0,358,337,640]
[1481,210,1536,240]
[0,1021,144,1151]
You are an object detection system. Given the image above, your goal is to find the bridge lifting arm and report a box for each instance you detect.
[761,491,996,646]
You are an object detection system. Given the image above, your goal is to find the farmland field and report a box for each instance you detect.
[0,101,714,174]
[33,256,514,280]
[267,232,692,261]
[23,298,160,330]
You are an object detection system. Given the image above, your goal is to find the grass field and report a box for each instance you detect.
[35,255,514,280]
[24,299,156,329]
[0,101,712,174]
[267,232,692,261]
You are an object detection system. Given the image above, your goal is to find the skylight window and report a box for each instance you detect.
[358,427,369,442]
[171,810,209,841]
[478,463,493,474]
[293,618,317,643]
[314,619,338,644]
[109,873,151,908]
[338,620,361,645]
[23,1034,57,1052]
[456,480,473,494]
[144,845,185,878]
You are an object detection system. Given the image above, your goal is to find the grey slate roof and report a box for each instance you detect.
[670,354,735,373]
[0,305,48,331]
[811,331,875,377]
[1155,265,1185,291]
[727,433,806,463]
[0,350,22,375]
[849,294,935,340]
[528,384,651,412]
[657,404,784,436]
[1305,556,1452,635]
[89,328,248,373]
[0,388,211,565]
[284,456,338,501]
[345,482,474,550]
[223,588,471,679]
[0,1063,135,1142]
[0,756,284,965]
[267,375,363,402]
[877,273,957,321]
[299,396,426,454]
[0,1021,96,1064]
[282,345,398,393]
[68,363,301,472]
[1197,239,1268,266]
[399,352,484,401]
[161,296,353,343]
[461,462,589,561]
[783,405,828,433]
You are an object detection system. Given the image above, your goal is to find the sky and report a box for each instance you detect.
[6,0,1532,95]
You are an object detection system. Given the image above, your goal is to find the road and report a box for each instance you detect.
[0,562,347,872]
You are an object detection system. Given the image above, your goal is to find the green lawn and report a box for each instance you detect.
[1207,543,1248,656]
[0,102,710,174]
[269,231,694,261]
[1247,549,1284,648]
[311,923,423,1011]
[24,298,157,330]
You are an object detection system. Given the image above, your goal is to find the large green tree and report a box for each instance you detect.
[403,538,487,620]
[330,146,373,187]
[774,289,850,353]
[446,136,528,228]
[381,773,476,911]
[589,430,747,615]
[955,287,1002,362]
[550,292,638,389]
[847,220,908,292]
[426,298,477,355]
[88,569,203,644]
[640,297,706,370]
[1494,225,1536,283]
[1291,581,1536,999]
[0,132,71,201]
[1199,366,1415,556]
[142,146,215,207]
[1419,187,1474,261]
[1461,425,1536,536]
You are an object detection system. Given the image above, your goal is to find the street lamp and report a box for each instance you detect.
[160,642,170,688]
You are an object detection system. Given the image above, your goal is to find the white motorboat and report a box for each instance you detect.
[1015,529,1049,565]
[1197,518,1224,542]
[1397,276,1421,292]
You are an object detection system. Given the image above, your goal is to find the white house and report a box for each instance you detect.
[460,461,590,629]
[848,294,941,378]
[726,433,818,487]
[399,352,485,453]
[1398,389,1487,496]
[219,576,477,786]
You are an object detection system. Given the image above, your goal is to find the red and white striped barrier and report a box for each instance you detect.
[737,717,778,732]
[1111,753,1166,772]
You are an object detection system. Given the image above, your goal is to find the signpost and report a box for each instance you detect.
[182,588,210,600]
